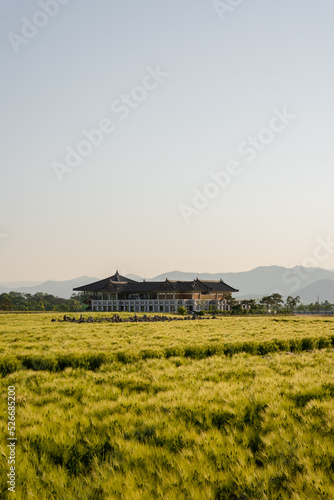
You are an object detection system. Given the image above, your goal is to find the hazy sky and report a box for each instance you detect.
[1,0,334,281]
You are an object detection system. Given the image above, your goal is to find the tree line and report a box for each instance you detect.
[0,291,332,314]
[226,294,333,314]
[0,292,83,312]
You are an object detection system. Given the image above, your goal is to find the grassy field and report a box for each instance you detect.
[1,314,334,498]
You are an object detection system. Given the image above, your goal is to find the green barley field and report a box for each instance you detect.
[1,313,334,499]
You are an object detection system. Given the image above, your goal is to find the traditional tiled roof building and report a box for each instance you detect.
[74,271,239,313]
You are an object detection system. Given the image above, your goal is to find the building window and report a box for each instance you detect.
[171,306,175,312]
[149,306,153,312]
[160,306,164,312]
[131,306,134,312]
[141,306,144,312]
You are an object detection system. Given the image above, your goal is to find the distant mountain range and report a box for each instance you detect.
[132,266,334,302]
[1,266,334,303]
[0,277,99,300]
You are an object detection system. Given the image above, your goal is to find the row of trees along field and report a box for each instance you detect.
[205,294,301,315]
[0,292,83,312]
[226,294,334,314]
[0,291,332,313]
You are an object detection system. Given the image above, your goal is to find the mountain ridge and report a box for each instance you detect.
[1,266,334,302]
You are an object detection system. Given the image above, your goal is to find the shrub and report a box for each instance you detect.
[195,310,205,316]
[177,306,187,316]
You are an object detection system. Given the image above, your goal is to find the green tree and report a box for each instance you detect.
[0,294,13,311]
[270,293,284,313]
[286,295,300,313]
[260,296,274,313]
[241,299,258,313]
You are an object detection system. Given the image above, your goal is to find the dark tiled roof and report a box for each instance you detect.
[156,280,208,292]
[73,271,137,292]
[110,271,137,283]
[115,282,163,293]
[74,272,238,293]
[196,279,239,293]
[74,279,163,293]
